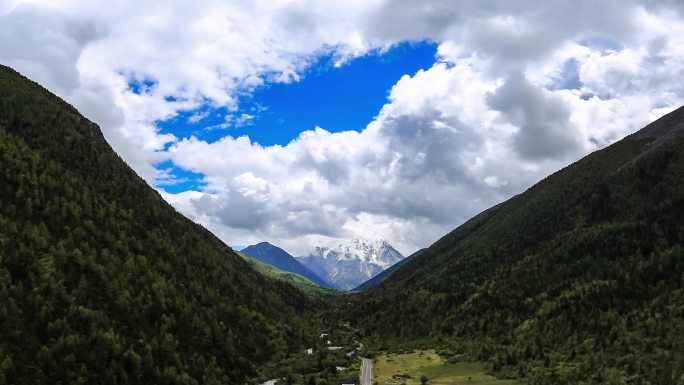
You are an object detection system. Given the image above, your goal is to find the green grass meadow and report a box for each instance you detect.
[373,350,517,385]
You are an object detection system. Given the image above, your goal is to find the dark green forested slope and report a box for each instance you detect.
[354,248,426,291]
[346,108,684,384]
[0,65,320,385]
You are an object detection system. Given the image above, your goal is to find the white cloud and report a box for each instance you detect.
[0,0,384,181]
[2,1,684,255]
[487,73,583,160]
[166,62,569,254]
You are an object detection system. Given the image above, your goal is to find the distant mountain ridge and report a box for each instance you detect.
[297,239,405,290]
[241,242,334,288]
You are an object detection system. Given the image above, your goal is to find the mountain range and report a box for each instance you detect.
[296,239,405,290]
[241,242,334,288]
[3,63,684,384]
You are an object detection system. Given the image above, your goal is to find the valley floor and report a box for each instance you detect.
[254,323,363,384]
[373,350,517,385]
[252,319,521,385]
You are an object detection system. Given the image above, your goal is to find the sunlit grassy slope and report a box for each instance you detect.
[374,350,517,385]
[236,251,337,296]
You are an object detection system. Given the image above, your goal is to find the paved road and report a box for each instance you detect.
[360,357,372,385]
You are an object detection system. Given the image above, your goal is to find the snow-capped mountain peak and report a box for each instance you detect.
[326,238,398,264]
[297,238,404,290]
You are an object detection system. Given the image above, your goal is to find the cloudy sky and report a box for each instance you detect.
[2,0,684,255]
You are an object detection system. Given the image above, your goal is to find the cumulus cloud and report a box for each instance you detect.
[2,0,684,254]
[166,62,570,254]
[0,0,382,181]
[487,74,582,160]
[0,5,98,95]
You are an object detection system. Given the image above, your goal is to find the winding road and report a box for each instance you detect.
[360,357,372,385]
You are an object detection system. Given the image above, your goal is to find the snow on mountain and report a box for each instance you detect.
[296,238,405,290]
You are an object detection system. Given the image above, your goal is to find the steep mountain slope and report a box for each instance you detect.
[350,107,684,383]
[235,250,336,295]
[298,239,404,290]
[241,242,334,288]
[0,65,319,384]
[353,248,425,291]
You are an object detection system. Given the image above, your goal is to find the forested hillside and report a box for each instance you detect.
[0,65,319,385]
[346,108,684,384]
[3,60,684,385]
[354,248,425,291]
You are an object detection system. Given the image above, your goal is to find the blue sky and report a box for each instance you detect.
[8,0,679,255]
[155,41,437,193]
